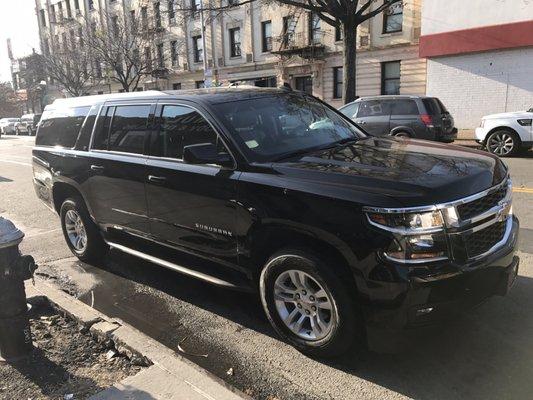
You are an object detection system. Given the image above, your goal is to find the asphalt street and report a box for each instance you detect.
[2,135,533,400]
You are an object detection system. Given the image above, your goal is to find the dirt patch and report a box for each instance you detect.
[0,304,143,400]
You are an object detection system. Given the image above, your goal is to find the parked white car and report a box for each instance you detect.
[0,118,20,135]
[475,108,533,156]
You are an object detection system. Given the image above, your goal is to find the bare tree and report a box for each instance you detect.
[40,34,99,97]
[83,7,184,92]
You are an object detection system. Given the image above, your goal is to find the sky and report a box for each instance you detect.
[0,0,41,82]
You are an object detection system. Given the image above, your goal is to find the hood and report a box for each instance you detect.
[483,111,533,120]
[271,137,508,207]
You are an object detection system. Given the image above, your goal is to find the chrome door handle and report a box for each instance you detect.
[90,164,104,172]
[148,175,167,184]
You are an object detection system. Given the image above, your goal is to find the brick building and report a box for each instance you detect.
[34,0,426,103]
[420,0,533,130]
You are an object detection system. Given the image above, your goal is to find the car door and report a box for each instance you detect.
[85,102,155,238]
[389,99,420,136]
[145,102,240,265]
[354,100,391,136]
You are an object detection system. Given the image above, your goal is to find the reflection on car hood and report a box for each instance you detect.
[272,137,508,207]
[483,111,533,120]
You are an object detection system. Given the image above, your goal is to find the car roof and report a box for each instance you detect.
[45,87,295,111]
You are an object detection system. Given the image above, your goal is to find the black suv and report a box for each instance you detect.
[339,95,457,142]
[33,88,518,356]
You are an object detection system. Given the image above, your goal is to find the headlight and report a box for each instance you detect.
[364,209,448,263]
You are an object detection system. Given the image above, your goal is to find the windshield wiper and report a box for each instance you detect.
[273,137,360,162]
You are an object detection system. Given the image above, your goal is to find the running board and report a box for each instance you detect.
[107,241,246,290]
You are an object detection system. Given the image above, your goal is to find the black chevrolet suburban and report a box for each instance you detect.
[32,88,519,356]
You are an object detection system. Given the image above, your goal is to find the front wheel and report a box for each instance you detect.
[392,131,410,138]
[60,197,108,263]
[259,250,361,357]
[486,130,519,157]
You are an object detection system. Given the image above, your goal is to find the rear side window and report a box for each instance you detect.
[422,98,447,115]
[340,103,359,119]
[151,105,220,159]
[390,99,419,115]
[92,105,151,154]
[36,106,91,148]
[357,100,391,117]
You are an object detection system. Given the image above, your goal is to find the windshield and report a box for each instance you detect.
[213,94,365,162]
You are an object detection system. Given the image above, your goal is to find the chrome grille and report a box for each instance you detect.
[464,220,507,258]
[457,184,508,221]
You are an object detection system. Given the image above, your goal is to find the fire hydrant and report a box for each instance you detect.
[0,217,37,362]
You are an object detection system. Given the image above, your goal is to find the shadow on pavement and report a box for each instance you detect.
[60,249,533,400]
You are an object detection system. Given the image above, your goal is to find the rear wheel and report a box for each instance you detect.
[486,129,519,157]
[60,197,108,263]
[259,249,361,358]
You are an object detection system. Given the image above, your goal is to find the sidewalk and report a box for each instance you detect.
[26,279,250,400]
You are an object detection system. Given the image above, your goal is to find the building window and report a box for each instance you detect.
[145,46,152,70]
[141,6,148,30]
[172,82,181,90]
[383,1,403,33]
[295,76,313,94]
[168,0,175,22]
[58,2,63,21]
[333,67,343,99]
[335,25,342,41]
[261,21,272,52]
[170,40,178,66]
[195,80,205,89]
[229,27,241,58]
[156,43,164,67]
[111,15,119,37]
[62,33,68,51]
[381,61,401,95]
[192,35,203,63]
[154,2,161,28]
[50,4,56,23]
[129,10,135,32]
[88,0,94,10]
[43,38,49,55]
[282,16,296,47]
[308,13,321,45]
[191,0,201,12]
[66,0,72,18]
[78,27,84,46]
[40,9,46,27]
[74,0,80,10]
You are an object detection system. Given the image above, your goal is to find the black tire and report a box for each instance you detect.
[259,249,361,358]
[485,129,520,157]
[60,197,108,263]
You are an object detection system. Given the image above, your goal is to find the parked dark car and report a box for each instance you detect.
[32,88,518,357]
[15,113,42,136]
[339,95,457,142]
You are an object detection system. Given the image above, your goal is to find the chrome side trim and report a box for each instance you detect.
[106,241,241,289]
[365,213,444,236]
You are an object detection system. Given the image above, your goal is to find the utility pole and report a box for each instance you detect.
[199,0,211,88]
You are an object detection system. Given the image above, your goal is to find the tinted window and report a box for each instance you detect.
[390,99,419,115]
[76,105,100,151]
[357,100,391,117]
[213,94,362,162]
[92,105,151,154]
[422,98,447,115]
[36,106,90,147]
[152,105,219,159]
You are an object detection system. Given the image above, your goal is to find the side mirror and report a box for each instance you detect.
[183,143,232,167]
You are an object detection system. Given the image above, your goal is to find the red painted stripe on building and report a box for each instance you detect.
[420,20,533,58]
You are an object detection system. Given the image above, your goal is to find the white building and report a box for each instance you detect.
[420,0,533,130]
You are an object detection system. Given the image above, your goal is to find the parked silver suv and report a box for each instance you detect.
[339,95,457,142]
[14,113,42,136]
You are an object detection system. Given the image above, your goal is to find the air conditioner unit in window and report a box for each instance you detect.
[183,62,189,70]
[218,57,224,67]
[246,53,253,63]
[360,35,369,47]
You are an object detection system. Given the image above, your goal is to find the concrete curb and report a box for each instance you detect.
[26,279,251,400]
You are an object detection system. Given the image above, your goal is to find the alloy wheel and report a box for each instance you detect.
[488,132,514,156]
[64,209,87,252]
[273,269,335,341]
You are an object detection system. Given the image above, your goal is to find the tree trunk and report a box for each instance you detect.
[342,22,357,104]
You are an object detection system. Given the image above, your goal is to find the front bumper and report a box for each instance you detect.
[361,215,519,334]
[475,127,488,143]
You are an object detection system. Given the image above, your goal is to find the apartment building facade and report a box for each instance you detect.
[421,0,533,130]
[35,0,426,105]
